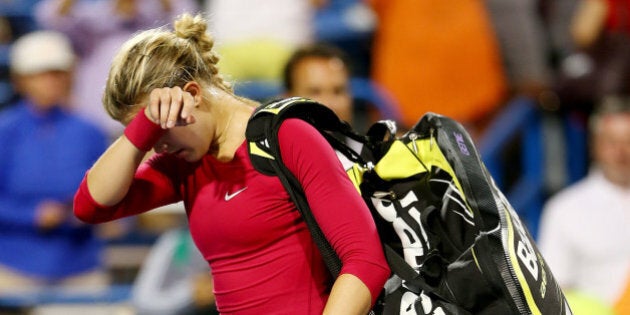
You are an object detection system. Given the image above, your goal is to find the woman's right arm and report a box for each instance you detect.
[86,119,160,206]
[73,110,172,223]
[74,87,196,223]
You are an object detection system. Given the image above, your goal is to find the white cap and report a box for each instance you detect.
[10,30,75,75]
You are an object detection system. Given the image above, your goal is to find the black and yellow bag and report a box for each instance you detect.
[245,97,572,315]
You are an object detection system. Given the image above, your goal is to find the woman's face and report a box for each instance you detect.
[152,108,215,162]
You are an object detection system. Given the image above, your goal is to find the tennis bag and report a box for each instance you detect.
[245,97,572,315]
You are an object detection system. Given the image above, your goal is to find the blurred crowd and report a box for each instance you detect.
[0,0,628,314]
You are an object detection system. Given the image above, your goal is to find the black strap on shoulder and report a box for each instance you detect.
[270,156,343,278]
[245,97,363,278]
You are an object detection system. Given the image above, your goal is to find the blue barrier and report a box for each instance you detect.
[350,77,402,122]
[0,284,132,307]
[563,112,589,183]
[478,96,590,238]
[478,97,545,238]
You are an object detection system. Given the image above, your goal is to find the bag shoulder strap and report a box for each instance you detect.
[246,97,364,170]
[245,97,360,278]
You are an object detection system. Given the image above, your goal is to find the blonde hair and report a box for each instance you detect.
[103,13,232,122]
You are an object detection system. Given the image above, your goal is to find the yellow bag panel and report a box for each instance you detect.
[374,140,428,180]
[370,138,473,217]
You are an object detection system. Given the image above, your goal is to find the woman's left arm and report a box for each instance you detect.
[278,119,390,314]
[324,273,373,314]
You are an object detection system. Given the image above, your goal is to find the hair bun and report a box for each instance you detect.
[174,13,208,43]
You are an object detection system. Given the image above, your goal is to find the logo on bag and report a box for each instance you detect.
[453,132,470,156]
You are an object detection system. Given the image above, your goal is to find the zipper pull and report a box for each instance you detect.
[407,132,419,154]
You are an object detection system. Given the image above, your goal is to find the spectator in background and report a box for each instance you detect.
[34,0,199,140]
[484,0,554,101]
[204,0,326,85]
[538,95,630,315]
[282,42,371,165]
[282,42,400,133]
[366,0,507,135]
[0,31,109,292]
[282,43,354,124]
[486,0,585,196]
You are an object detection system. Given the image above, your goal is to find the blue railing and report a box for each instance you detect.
[477,96,588,239]
[478,97,545,238]
[0,284,132,308]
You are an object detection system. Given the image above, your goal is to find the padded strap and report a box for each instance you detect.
[268,155,342,278]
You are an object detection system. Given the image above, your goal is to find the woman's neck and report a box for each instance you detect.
[213,96,258,162]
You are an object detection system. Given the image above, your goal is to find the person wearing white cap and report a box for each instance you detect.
[0,30,110,292]
[10,30,76,76]
[34,0,200,140]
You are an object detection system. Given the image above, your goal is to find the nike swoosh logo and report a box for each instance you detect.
[225,187,247,201]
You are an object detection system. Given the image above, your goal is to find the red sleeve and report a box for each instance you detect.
[73,158,180,224]
[278,118,390,305]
